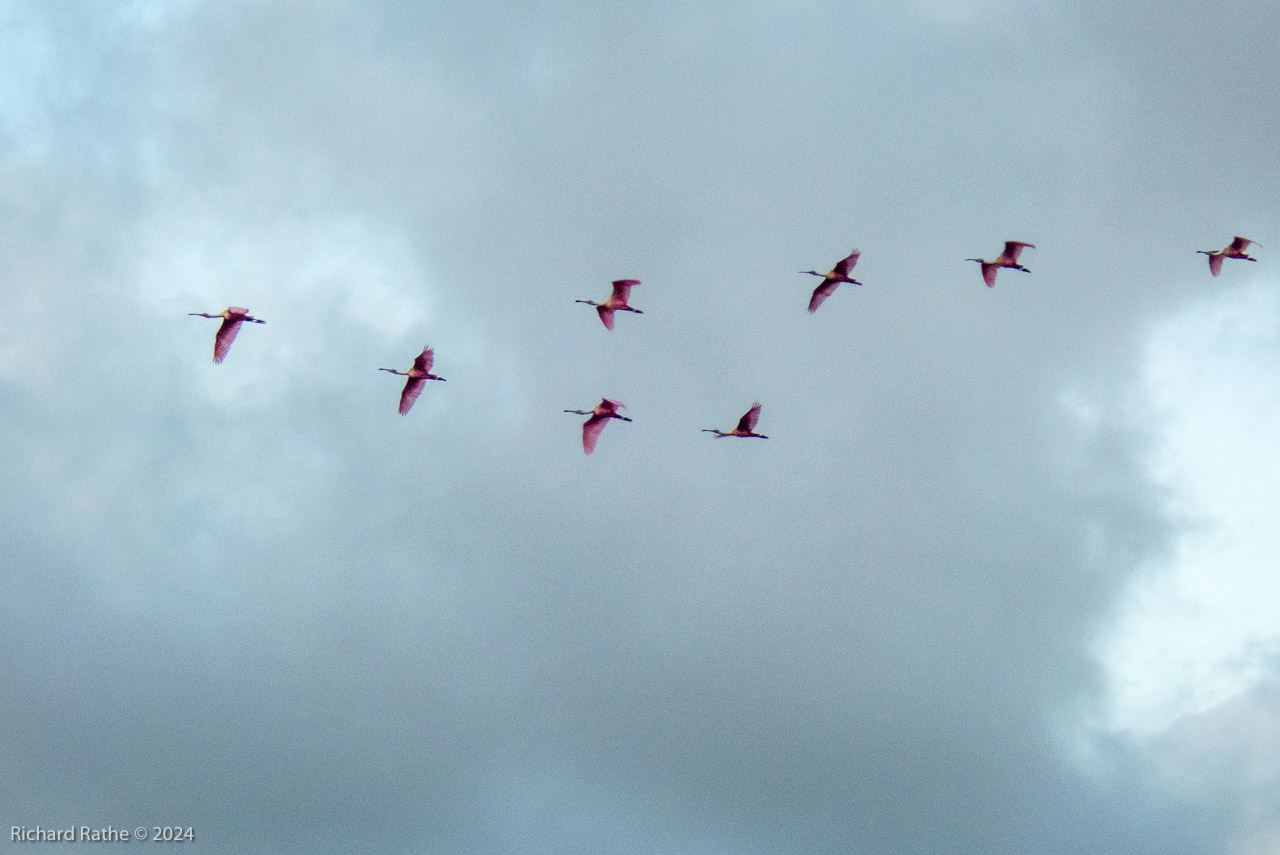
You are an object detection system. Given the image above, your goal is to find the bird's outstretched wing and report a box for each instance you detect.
[582,414,609,454]
[399,377,426,414]
[737,402,762,433]
[213,318,243,363]
[832,250,860,277]
[1230,236,1255,252]
[413,346,435,374]
[597,305,615,330]
[980,262,998,288]
[1002,241,1034,263]
[611,279,639,301]
[1208,254,1224,276]
[809,279,838,313]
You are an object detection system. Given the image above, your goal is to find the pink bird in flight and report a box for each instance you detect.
[563,398,631,454]
[189,306,266,363]
[576,279,643,329]
[966,241,1035,287]
[702,402,768,439]
[1198,236,1260,276]
[803,250,862,313]
[379,346,446,414]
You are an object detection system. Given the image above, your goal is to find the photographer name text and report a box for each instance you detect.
[12,826,194,843]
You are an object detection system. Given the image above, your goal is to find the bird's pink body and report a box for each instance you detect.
[565,398,631,454]
[189,306,265,363]
[967,241,1034,287]
[379,346,446,414]
[703,402,768,439]
[1199,236,1259,276]
[804,250,861,313]
[577,279,643,329]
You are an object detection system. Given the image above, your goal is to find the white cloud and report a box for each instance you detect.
[1096,277,1280,737]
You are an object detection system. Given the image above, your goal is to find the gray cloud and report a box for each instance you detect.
[2,1,1277,853]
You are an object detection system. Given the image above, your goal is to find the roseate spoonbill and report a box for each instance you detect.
[379,346,446,415]
[802,250,861,313]
[1198,236,1260,276]
[189,306,265,363]
[966,241,1035,287]
[576,279,643,330]
[702,402,768,439]
[564,398,631,454]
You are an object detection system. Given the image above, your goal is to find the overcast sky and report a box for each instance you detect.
[2,1,1279,853]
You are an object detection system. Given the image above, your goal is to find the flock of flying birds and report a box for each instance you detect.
[190,234,1261,454]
